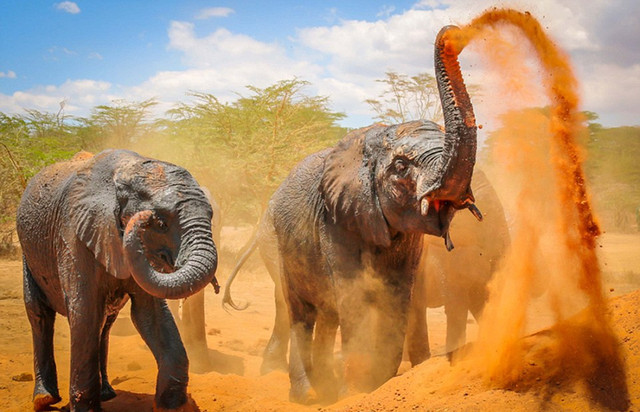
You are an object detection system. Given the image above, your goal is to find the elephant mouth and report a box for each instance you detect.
[151,248,175,273]
[419,195,484,251]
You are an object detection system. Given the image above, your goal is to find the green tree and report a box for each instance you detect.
[165,79,346,222]
[366,71,482,125]
[81,98,159,149]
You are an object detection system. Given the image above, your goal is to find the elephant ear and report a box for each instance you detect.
[68,151,132,279]
[320,124,391,247]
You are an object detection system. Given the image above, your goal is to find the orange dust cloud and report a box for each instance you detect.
[445,8,628,408]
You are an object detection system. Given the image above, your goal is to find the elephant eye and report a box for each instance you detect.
[393,158,408,174]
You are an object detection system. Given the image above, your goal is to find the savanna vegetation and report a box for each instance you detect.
[1,74,639,256]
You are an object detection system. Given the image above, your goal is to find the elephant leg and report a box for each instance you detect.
[370,288,410,391]
[468,282,488,322]
[444,298,469,356]
[311,309,339,402]
[181,291,211,373]
[261,274,290,374]
[406,270,430,366]
[130,292,190,410]
[99,313,118,402]
[67,297,103,411]
[287,295,316,404]
[23,260,61,411]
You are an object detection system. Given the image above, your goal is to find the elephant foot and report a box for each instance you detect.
[408,346,431,367]
[188,349,213,374]
[289,380,317,405]
[260,353,288,375]
[153,395,197,412]
[100,380,117,401]
[33,392,62,411]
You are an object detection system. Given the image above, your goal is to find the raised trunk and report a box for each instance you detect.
[123,210,218,300]
[419,25,477,202]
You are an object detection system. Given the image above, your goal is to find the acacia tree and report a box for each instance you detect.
[81,98,159,149]
[366,71,482,125]
[0,108,84,255]
[165,79,346,222]
[366,71,443,124]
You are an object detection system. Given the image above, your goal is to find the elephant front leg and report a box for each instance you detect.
[370,286,411,390]
[130,292,192,411]
[23,261,61,411]
[406,301,430,366]
[406,270,430,366]
[68,302,103,411]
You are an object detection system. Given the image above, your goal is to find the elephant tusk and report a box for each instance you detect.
[444,231,455,251]
[467,203,483,221]
[420,197,429,216]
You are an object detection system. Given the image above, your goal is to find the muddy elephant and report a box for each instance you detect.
[16,149,219,411]
[263,26,478,403]
[168,190,221,373]
[405,169,510,365]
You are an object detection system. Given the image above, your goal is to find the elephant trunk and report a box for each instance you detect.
[124,209,218,300]
[421,25,477,203]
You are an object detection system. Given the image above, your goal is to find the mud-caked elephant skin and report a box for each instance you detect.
[269,25,479,404]
[16,149,219,411]
[406,169,510,365]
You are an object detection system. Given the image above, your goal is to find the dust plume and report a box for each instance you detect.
[445,8,629,408]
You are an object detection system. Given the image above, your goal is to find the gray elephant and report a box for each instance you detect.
[265,25,478,403]
[405,169,510,365]
[16,149,219,411]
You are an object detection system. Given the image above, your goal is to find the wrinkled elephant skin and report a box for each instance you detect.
[16,149,219,411]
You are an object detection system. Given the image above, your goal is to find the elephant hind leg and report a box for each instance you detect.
[100,312,118,401]
[261,276,290,375]
[23,258,61,411]
[311,309,339,403]
[287,297,317,404]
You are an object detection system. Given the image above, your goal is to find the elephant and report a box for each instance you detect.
[224,171,506,376]
[168,190,221,373]
[16,149,219,411]
[405,169,511,366]
[263,25,479,403]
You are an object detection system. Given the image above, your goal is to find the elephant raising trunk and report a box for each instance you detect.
[266,25,478,403]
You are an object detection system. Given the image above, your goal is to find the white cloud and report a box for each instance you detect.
[55,1,80,14]
[0,70,17,79]
[1,0,638,128]
[88,52,103,60]
[0,79,114,116]
[196,7,234,20]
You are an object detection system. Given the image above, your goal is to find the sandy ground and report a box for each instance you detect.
[1,229,638,411]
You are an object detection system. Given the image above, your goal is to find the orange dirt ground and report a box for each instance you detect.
[0,227,638,411]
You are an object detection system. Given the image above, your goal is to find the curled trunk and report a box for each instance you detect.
[419,25,477,203]
[124,210,218,300]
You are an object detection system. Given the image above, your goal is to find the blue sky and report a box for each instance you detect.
[1,0,639,129]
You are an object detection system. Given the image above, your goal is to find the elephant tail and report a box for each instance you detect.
[222,228,260,311]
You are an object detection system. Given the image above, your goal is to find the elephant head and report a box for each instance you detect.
[70,149,218,299]
[321,26,478,249]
